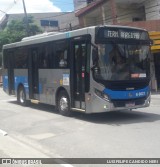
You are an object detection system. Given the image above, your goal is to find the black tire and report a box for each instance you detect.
[17,86,29,106]
[57,90,71,116]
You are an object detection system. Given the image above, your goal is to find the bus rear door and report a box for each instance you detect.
[7,51,15,95]
[28,48,39,99]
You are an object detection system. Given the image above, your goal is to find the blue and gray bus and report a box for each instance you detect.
[2,25,152,116]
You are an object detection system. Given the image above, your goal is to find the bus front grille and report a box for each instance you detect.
[112,97,146,108]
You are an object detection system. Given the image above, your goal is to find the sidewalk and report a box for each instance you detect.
[150,91,160,107]
[151,90,160,97]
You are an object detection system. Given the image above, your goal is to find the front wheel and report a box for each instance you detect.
[17,86,29,106]
[57,90,71,116]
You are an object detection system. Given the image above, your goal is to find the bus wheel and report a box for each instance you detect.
[17,86,28,106]
[57,90,71,116]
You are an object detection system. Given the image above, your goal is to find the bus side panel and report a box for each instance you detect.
[39,69,70,105]
[85,76,107,114]
[14,69,29,99]
[2,69,9,94]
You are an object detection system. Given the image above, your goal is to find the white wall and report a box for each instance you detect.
[144,0,160,20]
[116,3,145,23]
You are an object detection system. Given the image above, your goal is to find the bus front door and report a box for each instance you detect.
[71,42,87,111]
[28,48,39,99]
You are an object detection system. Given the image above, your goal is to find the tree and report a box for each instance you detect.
[0,15,42,66]
[22,15,42,36]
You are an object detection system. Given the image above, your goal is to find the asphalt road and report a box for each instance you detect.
[0,87,160,167]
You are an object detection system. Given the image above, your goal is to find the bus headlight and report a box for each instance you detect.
[95,89,109,101]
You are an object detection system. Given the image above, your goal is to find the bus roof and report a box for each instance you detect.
[3,25,147,50]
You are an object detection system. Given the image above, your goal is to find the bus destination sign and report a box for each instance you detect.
[104,29,144,40]
[106,30,141,40]
[95,27,150,43]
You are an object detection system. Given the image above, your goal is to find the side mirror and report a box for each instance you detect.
[150,39,154,45]
[91,47,100,74]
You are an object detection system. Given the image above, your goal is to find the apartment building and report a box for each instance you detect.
[0,12,79,32]
[75,0,160,28]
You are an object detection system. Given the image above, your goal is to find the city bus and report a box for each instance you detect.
[2,25,152,116]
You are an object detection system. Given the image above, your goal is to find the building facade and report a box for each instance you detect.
[75,0,160,28]
[73,0,96,11]
[0,12,79,32]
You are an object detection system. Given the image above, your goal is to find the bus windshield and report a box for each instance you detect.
[93,43,150,81]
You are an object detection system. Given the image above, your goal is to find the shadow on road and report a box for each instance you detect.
[8,100,160,125]
[71,110,160,125]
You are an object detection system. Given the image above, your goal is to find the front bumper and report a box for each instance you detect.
[90,94,151,113]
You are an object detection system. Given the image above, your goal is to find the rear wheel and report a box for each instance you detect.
[17,86,29,106]
[57,90,71,116]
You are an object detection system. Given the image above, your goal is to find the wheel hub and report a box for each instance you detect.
[19,90,25,103]
[60,97,68,111]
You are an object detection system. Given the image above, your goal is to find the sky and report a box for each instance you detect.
[0,0,74,21]
[50,0,74,12]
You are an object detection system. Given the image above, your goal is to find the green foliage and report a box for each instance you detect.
[0,15,42,66]
[0,52,2,66]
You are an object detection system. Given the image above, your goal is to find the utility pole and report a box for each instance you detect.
[22,0,29,36]
[69,23,72,31]
[0,9,7,30]
[110,0,117,24]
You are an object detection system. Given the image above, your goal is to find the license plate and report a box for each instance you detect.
[125,102,135,107]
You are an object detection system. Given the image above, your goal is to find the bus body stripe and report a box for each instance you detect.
[2,75,8,92]
[103,86,150,100]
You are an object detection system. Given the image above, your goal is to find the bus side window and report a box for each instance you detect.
[3,51,8,68]
[42,46,48,68]
[55,40,68,68]
[15,47,28,68]
[48,45,54,69]
[59,51,67,67]
[39,43,53,69]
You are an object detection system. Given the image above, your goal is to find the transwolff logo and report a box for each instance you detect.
[128,93,133,97]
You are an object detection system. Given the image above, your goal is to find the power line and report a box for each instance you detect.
[0,0,97,20]
[36,4,154,27]
[29,0,103,20]
[75,5,160,28]
[34,0,153,22]
[1,0,160,32]
[0,9,6,14]
[0,0,20,20]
